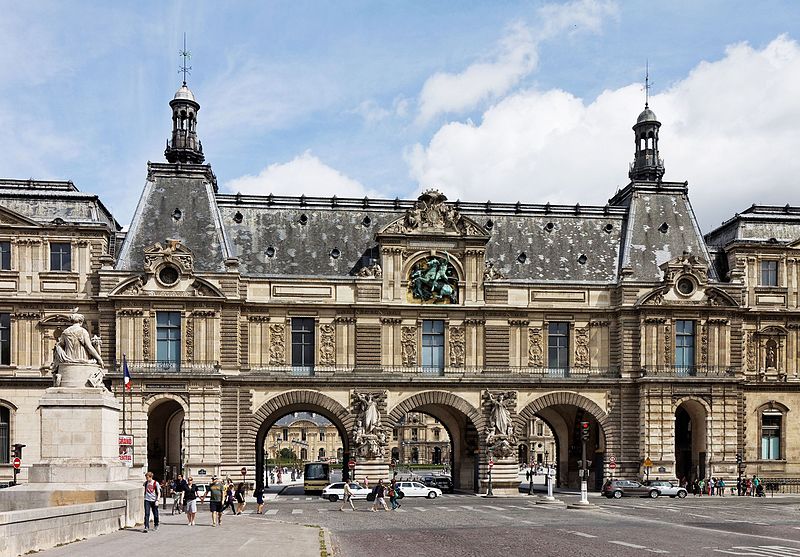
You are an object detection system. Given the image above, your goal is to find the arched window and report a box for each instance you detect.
[759,402,788,461]
[0,405,9,463]
[318,448,325,459]
[300,448,308,461]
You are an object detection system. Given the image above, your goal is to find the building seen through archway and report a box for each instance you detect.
[390,412,451,467]
[147,398,185,481]
[264,412,343,465]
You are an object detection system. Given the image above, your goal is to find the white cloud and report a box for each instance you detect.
[225,151,380,198]
[408,35,800,231]
[415,0,617,124]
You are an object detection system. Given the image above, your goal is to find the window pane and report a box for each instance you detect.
[0,406,9,463]
[291,318,314,368]
[761,261,778,286]
[421,320,444,371]
[548,322,569,369]
[0,313,10,365]
[156,311,181,364]
[0,242,10,271]
[675,320,695,369]
[50,242,71,272]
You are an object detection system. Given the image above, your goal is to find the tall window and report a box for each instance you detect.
[0,313,10,366]
[433,429,440,441]
[0,242,10,271]
[291,318,315,371]
[761,260,778,286]
[548,322,569,369]
[761,412,782,460]
[156,311,181,366]
[301,428,307,441]
[421,320,445,372]
[49,242,71,272]
[282,428,289,441]
[675,320,695,372]
[319,430,325,441]
[411,428,418,441]
[0,406,9,463]
[318,448,325,459]
[392,428,398,441]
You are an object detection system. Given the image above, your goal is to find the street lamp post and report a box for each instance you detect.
[545,450,554,500]
[486,449,494,497]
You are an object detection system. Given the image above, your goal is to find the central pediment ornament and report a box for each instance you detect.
[143,239,194,274]
[381,189,487,236]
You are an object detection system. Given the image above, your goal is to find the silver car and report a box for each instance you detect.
[644,480,688,498]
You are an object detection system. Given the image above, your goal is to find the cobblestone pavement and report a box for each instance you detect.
[33,491,800,557]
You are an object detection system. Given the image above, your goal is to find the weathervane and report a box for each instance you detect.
[644,60,651,109]
[178,32,192,86]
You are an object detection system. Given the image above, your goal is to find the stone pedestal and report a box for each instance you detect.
[480,458,519,496]
[7,364,142,529]
[353,460,390,484]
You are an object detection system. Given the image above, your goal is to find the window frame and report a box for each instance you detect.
[291,317,315,372]
[0,405,10,463]
[760,260,779,287]
[547,322,570,370]
[421,319,445,372]
[759,407,785,461]
[49,241,72,272]
[0,313,10,366]
[674,319,695,373]
[155,311,182,367]
[0,241,10,271]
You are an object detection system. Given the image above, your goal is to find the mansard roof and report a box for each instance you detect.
[705,204,800,248]
[215,193,628,283]
[0,179,120,231]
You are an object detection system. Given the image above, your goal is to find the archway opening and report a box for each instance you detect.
[255,405,350,495]
[675,400,707,483]
[147,398,185,482]
[388,400,479,492]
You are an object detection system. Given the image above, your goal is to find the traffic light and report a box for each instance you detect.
[736,453,742,464]
[580,421,590,441]
[12,443,25,459]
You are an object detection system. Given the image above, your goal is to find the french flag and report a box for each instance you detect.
[123,354,132,391]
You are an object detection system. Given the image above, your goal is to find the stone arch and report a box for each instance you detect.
[671,395,711,416]
[754,399,790,415]
[514,391,611,440]
[387,390,483,430]
[143,392,189,414]
[248,390,354,492]
[401,250,465,282]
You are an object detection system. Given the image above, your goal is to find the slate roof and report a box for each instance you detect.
[705,205,800,247]
[216,194,628,283]
[0,179,120,231]
[273,412,333,427]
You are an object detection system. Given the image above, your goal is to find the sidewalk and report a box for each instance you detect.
[37,506,329,557]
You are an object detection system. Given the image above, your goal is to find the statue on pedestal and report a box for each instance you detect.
[351,391,387,460]
[484,390,517,459]
[50,309,106,388]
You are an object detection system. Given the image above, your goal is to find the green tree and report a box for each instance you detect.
[279,448,297,461]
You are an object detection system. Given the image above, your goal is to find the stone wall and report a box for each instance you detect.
[0,500,127,557]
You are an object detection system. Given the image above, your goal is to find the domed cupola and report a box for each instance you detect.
[164,37,205,164]
[628,71,664,182]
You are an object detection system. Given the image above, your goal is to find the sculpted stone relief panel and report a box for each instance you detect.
[401,325,417,366]
[448,326,465,367]
[664,321,672,366]
[574,327,590,368]
[318,324,336,366]
[527,327,543,367]
[351,390,388,460]
[269,323,286,365]
[185,318,194,363]
[142,317,151,360]
[483,390,518,459]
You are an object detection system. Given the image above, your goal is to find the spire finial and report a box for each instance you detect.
[644,60,650,109]
[178,32,192,86]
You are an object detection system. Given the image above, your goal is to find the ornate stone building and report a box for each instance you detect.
[265,412,343,463]
[1,83,799,494]
[390,412,452,466]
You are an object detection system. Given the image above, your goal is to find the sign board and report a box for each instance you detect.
[609,455,617,464]
[608,462,617,470]
[12,457,21,470]
[118,434,134,468]
[488,459,494,469]
[197,469,207,476]
[643,457,653,468]
[241,467,247,476]
[348,460,356,470]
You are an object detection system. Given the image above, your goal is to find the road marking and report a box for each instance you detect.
[444,507,458,512]
[714,546,800,556]
[291,509,303,514]
[318,508,331,512]
[459,505,487,512]
[265,509,278,515]
[686,513,713,519]
[483,505,505,511]
[610,541,648,549]
[292,497,299,501]
[305,497,313,501]
[394,508,407,513]
[412,507,427,512]
[565,531,597,538]
[504,505,529,509]
[518,520,537,525]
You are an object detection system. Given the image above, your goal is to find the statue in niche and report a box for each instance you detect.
[357,392,380,434]
[484,390,517,458]
[488,392,513,437]
[409,255,458,303]
[766,340,777,369]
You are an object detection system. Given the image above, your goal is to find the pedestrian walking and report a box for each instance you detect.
[183,477,200,526]
[340,482,356,511]
[363,476,369,489]
[202,475,224,527]
[717,478,725,496]
[143,471,161,532]
[220,482,235,514]
[172,474,188,514]
[256,487,265,514]
[371,479,389,512]
[235,481,247,514]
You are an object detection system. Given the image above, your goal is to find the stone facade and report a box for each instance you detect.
[1,86,800,495]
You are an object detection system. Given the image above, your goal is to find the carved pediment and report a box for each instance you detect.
[379,190,489,238]
[0,205,41,227]
[659,251,709,285]
[143,239,194,274]
[637,285,738,307]
[109,273,224,298]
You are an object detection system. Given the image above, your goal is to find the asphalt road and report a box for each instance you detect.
[263,489,800,557]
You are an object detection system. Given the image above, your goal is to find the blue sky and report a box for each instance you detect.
[1,1,799,230]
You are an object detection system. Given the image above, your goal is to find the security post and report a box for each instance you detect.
[11,443,25,485]
[579,421,590,505]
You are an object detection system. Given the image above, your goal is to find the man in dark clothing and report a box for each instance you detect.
[172,474,188,513]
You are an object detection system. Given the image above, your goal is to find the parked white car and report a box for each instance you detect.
[397,481,442,499]
[644,480,688,498]
[321,482,372,502]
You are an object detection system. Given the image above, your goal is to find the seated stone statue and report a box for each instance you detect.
[51,310,105,388]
